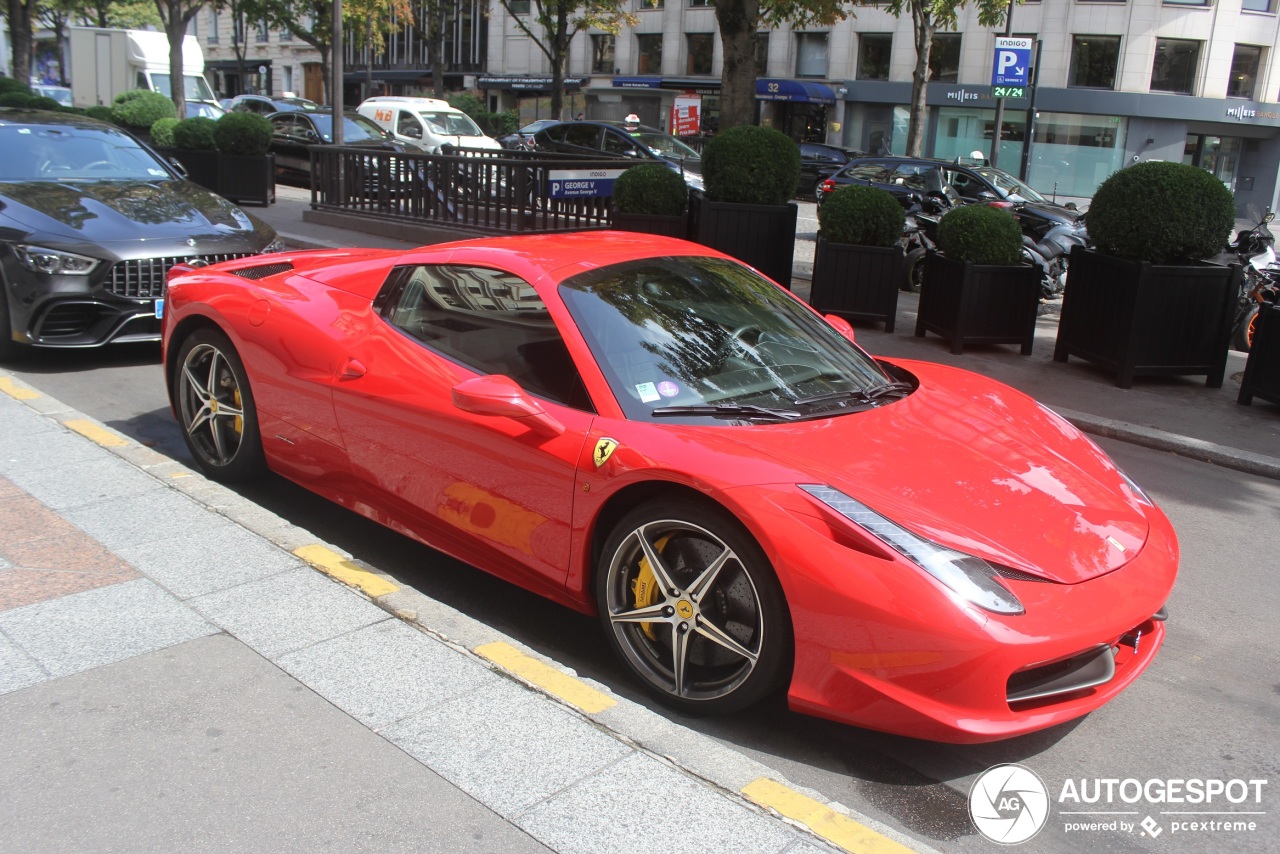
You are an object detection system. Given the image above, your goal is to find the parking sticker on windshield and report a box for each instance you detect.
[636,382,661,403]
[657,381,679,398]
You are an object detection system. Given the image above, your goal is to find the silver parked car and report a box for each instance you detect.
[0,108,287,359]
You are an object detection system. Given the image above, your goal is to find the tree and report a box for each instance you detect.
[406,0,449,99]
[257,0,334,102]
[496,0,636,120]
[344,0,413,101]
[6,0,36,84]
[885,0,1011,155]
[154,0,205,117]
[78,0,163,28]
[714,0,847,131]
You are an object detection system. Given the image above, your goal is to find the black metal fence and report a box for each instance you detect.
[308,146,631,234]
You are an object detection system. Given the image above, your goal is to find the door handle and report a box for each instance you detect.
[340,358,367,379]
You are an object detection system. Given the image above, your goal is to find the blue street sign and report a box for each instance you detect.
[548,168,626,198]
[992,37,1032,88]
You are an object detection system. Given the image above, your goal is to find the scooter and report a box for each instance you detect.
[901,187,960,293]
[1223,212,1277,352]
[1021,217,1089,300]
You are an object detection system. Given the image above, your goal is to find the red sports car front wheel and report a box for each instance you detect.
[597,498,792,715]
[173,328,266,482]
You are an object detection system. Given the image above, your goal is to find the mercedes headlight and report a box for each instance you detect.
[14,245,100,275]
[799,484,1025,615]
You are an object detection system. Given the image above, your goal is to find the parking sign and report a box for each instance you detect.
[991,37,1032,87]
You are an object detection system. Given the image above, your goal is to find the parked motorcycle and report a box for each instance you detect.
[901,187,960,293]
[1222,212,1277,352]
[1021,216,1090,300]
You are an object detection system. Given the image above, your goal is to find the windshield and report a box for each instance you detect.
[310,114,388,142]
[559,256,897,423]
[150,73,217,102]
[419,110,485,137]
[973,167,1047,203]
[0,124,171,182]
[631,131,701,161]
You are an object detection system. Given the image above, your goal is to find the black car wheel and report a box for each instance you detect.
[597,498,791,715]
[905,246,927,293]
[173,328,266,481]
[0,290,17,361]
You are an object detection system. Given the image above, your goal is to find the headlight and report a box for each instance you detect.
[799,484,1025,615]
[1116,468,1153,506]
[260,237,289,255]
[14,245,100,276]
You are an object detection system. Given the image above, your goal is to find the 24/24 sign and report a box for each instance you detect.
[991,37,1032,87]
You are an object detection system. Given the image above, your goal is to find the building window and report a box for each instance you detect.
[1228,44,1262,98]
[591,34,616,74]
[1151,39,1200,95]
[256,20,269,42]
[639,0,664,9]
[280,25,292,42]
[755,33,769,76]
[858,33,892,80]
[688,0,711,7]
[636,33,663,75]
[795,33,829,78]
[1068,35,1121,89]
[508,0,531,14]
[687,34,714,75]
[1162,0,1209,6]
[929,34,961,83]
[283,66,293,93]
[208,9,219,43]
[1242,0,1272,10]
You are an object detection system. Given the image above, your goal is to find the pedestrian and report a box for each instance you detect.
[575,112,585,121]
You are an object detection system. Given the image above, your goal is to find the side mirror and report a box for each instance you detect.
[452,375,564,438]
[303,130,319,143]
[168,157,189,178]
[824,314,856,343]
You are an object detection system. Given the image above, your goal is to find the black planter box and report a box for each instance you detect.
[218,153,276,206]
[693,198,797,289]
[1238,303,1280,406]
[161,148,220,193]
[1053,247,1238,389]
[809,239,903,332]
[915,251,1040,355]
[612,211,688,239]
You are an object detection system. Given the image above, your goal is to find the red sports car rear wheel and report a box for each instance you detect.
[597,499,791,715]
[174,328,266,482]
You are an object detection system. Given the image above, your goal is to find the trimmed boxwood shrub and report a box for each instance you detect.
[818,184,904,247]
[85,105,116,123]
[0,78,33,97]
[937,204,1024,265]
[614,163,688,215]
[112,90,176,129]
[214,111,272,156]
[1086,160,1234,264]
[30,96,65,111]
[173,116,218,150]
[150,117,180,148]
[701,125,801,206]
[0,92,36,108]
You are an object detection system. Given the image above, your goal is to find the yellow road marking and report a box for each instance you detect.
[474,641,616,714]
[742,778,921,854]
[0,377,40,400]
[293,545,399,597]
[63,418,128,447]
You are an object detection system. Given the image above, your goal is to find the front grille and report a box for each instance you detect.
[103,253,255,299]
[1007,644,1115,704]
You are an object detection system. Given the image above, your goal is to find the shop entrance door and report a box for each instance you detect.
[1184,134,1241,192]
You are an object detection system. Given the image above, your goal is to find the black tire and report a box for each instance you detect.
[1232,306,1259,353]
[0,289,18,362]
[904,246,926,293]
[596,497,791,715]
[172,328,266,481]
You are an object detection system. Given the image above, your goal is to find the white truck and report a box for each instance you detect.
[68,27,216,108]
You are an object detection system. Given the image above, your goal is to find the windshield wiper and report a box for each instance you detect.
[792,381,913,408]
[651,403,802,422]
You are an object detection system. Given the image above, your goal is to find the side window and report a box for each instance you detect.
[383,265,594,412]
[890,164,929,191]
[602,130,637,155]
[563,124,602,149]
[948,170,978,195]
[541,124,568,144]
[396,111,420,137]
[845,162,891,182]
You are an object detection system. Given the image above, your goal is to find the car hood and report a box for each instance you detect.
[1017,199,1080,225]
[0,178,267,246]
[717,361,1148,584]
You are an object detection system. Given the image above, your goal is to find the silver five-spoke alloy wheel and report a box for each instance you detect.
[173,328,265,481]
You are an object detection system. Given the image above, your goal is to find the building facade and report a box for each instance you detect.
[485,0,1280,213]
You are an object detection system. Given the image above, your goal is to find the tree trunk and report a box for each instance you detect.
[7,0,34,86]
[906,0,934,157]
[432,4,445,98]
[166,16,188,118]
[714,0,759,130]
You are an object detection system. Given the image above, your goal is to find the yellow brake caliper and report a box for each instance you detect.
[630,534,671,641]
[233,389,244,435]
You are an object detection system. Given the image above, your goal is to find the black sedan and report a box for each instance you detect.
[266,109,409,184]
[0,108,285,360]
[497,119,560,150]
[531,120,703,191]
[796,142,862,199]
[223,94,321,115]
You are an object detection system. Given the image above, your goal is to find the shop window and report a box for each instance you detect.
[1228,45,1262,98]
[796,33,829,78]
[1068,35,1120,89]
[929,34,961,83]
[1151,39,1200,95]
[687,34,714,75]
[592,34,616,74]
[636,33,663,75]
[755,33,769,76]
[858,34,892,81]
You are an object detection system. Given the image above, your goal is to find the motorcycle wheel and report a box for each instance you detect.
[904,247,926,293]
[1232,305,1259,352]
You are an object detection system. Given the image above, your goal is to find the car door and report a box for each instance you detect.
[269,114,310,175]
[330,262,596,591]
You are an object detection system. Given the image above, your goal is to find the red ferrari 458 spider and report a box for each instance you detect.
[161,231,1177,742]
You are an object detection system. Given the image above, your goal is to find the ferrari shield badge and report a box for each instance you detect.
[593,437,619,468]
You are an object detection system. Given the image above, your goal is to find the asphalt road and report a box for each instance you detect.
[7,345,1277,854]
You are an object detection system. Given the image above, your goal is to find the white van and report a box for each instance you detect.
[356,96,502,154]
